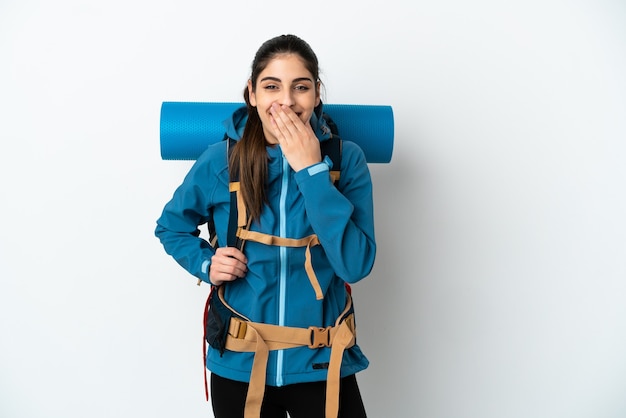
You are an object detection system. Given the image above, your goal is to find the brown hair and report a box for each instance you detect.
[229,34,320,221]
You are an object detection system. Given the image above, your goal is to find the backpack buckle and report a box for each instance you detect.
[229,318,248,339]
[308,326,331,348]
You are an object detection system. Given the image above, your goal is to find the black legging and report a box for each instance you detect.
[210,373,367,418]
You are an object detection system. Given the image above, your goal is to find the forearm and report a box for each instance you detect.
[155,223,215,283]
[295,160,376,283]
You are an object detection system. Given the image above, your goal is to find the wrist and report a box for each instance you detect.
[302,157,331,175]
[207,266,221,286]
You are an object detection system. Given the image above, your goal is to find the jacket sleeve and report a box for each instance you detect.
[294,140,376,283]
[154,151,221,283]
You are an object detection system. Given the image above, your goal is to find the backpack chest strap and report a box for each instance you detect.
[236,228,324,300]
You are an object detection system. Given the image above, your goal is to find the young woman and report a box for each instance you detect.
[155,34,376,418]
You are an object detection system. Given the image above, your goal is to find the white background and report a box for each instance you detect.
[1,1,625,417]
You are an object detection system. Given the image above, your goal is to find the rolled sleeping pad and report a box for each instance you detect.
[160,102,394,163]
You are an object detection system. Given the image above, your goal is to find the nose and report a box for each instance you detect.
[279,89,295,107]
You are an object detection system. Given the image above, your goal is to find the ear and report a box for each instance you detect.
[248,79,256,107]
[315,81,321,107]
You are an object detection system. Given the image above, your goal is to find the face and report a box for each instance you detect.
[248,54,321,144]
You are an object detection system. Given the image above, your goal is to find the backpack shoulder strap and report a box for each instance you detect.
[225,115,343,251]
[206,136,238,249]
[226,137,244,249]
[320,112,342,185]
[320,134,342,185]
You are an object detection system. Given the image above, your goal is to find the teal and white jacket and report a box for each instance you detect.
[155,105,376,386]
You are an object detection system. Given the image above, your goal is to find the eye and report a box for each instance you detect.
[263,84,279,90]
[294,85,311,91]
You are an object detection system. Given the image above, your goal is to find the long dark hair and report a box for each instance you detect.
[229,34,320,222]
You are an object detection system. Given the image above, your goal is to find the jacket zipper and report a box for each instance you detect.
[276,154,290,386]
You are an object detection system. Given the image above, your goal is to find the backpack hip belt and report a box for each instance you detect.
[216,286,356,418]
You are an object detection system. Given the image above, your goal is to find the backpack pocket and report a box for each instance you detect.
[205,286,245,356]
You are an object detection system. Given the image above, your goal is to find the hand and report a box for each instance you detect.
[269,103,321,172]
[209,247,248,286]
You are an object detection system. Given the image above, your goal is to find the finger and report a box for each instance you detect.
[217,246,248,264]
[210,256,247,279]
[271,104,302,137]
[215,263,247,279]
[283,107,308,134]
[269,113,286,142]
[213,248,248,277]
[276,104,303,127]
[209,265,244,285]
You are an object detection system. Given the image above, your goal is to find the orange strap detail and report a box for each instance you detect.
[243,326,269,418]
[229,181,248,228]
[236,229,324,300]
[229,181,325,300]
[215,287,356,418]
[325,320,355,418]
[225,318,356,418]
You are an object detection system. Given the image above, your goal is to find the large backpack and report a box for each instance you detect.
[201,112,350,418]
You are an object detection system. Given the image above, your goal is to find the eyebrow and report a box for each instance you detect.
[259,76,314,84]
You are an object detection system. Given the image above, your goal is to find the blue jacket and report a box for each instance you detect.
[155,105,376,386]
